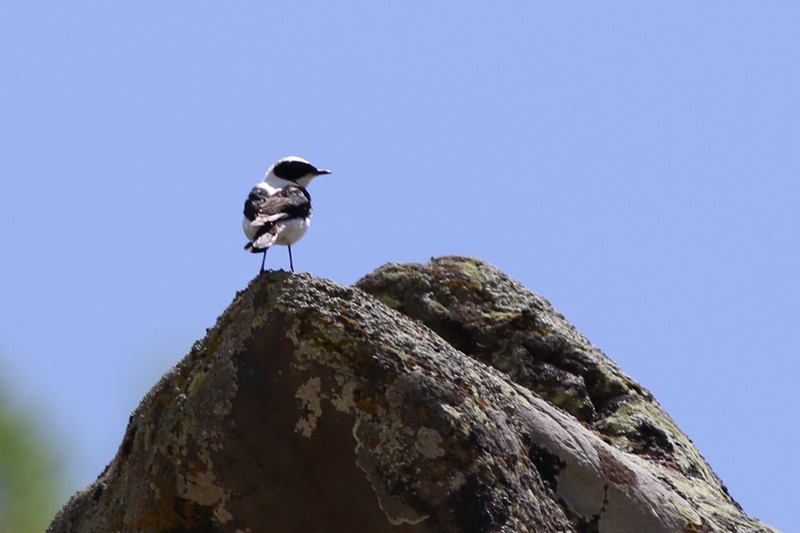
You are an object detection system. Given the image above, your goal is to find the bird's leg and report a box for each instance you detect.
[260,249,268,273]
[288,246,295,273]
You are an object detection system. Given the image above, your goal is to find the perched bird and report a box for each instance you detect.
[242,156,331,273]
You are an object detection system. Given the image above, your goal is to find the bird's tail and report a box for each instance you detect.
[245,242,269,253]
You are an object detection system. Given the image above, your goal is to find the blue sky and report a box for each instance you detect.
[1,3,798,531]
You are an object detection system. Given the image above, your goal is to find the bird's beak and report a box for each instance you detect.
[316,169,332,176]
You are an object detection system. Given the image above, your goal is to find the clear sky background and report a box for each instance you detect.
[1,3,797,531]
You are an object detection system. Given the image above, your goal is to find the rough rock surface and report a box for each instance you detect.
[48,257,778,533]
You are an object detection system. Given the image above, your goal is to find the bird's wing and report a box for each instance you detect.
[243,186,312,251]
[244,186,312,229]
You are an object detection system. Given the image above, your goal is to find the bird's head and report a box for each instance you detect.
[265,156,331,188]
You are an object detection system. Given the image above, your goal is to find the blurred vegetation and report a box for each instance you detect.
[0,377,65,533]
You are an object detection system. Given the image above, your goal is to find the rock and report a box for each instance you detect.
[48,257,779,533]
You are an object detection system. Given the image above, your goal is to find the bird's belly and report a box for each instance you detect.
[275,217,310,245]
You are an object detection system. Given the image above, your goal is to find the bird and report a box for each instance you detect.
[242,156,331,273]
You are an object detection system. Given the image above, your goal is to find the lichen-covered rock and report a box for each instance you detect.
[356,257,778,533]
[48,258,779,533]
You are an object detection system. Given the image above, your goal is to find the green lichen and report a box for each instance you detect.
[596,403,641,435]
[454,257,487,284]
[482,310,521,324]
[672,500,703,528]
[374,293,402,309]
[548,391,589,416]
[186,371,208,397]
[250,311,267,330]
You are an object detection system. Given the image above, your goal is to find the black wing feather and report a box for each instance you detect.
[243,187,270,222]
[244,186,311,223]
[244,185,311,242]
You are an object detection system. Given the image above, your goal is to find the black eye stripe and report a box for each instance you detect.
[273,160,319,181]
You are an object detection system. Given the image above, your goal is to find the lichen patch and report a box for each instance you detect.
[415,427,445,459]
[175,448,231,524]
[331,380,356,413]
[294,377,324,438]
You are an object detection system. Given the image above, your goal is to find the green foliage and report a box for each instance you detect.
[0,383,64,533]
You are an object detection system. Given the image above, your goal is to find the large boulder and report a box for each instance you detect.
[48,257,778,532]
